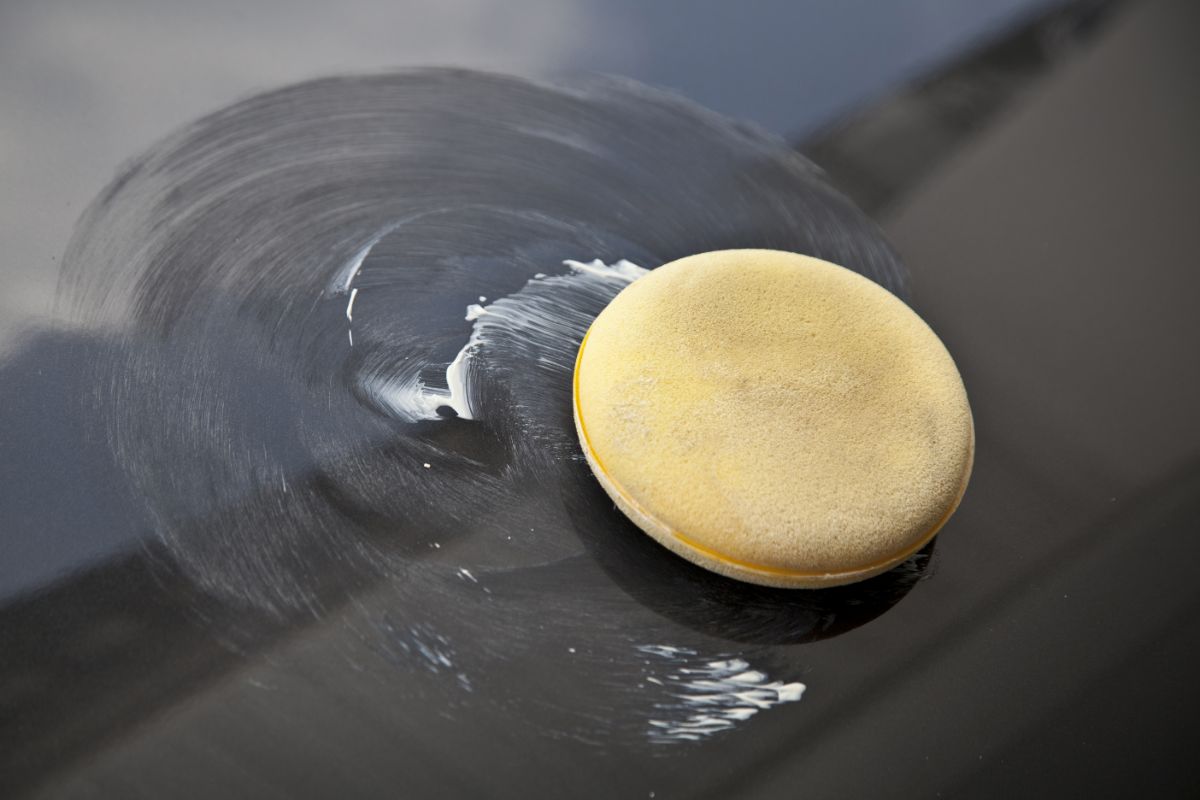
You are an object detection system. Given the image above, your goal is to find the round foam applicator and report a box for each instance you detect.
[573,249,974,588]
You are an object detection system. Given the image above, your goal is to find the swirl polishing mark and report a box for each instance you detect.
[359,257,647,424]
[57,69,921,748]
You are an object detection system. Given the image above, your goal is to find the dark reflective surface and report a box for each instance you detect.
[3,0,1199,797]
[0,0,1059,352]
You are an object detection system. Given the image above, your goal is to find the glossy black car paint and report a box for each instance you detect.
[2,1,1197,797]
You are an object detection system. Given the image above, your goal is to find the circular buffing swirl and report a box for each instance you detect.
[57,69,925,747]
[574,250,974,588]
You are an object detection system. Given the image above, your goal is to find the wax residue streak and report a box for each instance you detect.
[357,257,648,424]
[637,645,806,743]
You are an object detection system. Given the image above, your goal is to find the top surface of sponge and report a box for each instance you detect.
[573,249,973,579]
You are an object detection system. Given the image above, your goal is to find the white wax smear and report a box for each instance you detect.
[363,258,648,423]
[636,644,806,743]
[331,225,397,295]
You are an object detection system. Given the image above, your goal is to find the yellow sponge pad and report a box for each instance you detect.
[573,249,973,588]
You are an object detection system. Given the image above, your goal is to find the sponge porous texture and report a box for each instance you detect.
[573,249,974,588]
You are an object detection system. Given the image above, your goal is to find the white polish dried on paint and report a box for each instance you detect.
[442,342,474,418]
[346,288,359,347]
[562,258,647,282]
[332,229,390,295]
[636,645,806,743]
[362,257,648,424]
